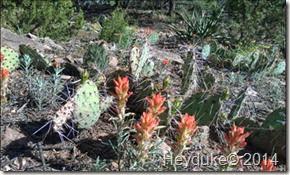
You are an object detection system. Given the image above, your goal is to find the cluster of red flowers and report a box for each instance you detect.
[176,113,198,154]
[112,76,276,172]
[134,112,160,150]
[112,76,133,115]
[134,93,166,157]
[221,124,251,154]
[146,93,166,118]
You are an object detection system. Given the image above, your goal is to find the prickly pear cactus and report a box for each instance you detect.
[142,59,155,77]
[83,42,109,71]
[271,60,285,76]
[130,46,140,75]
[19,45,51,70]
[181,93,221,125]
[181,50,198,98]
[135,42,150,81]
[199,71,215,91]
[100,95,114,112]
[1,47,20,71]
[227,87,248,120]
[53,99,75,132]
[239,108,286,160]
[74,80,100,129]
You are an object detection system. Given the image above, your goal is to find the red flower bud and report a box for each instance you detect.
[112,76,133,115]
[146,93,166,117]
[222,124,250,154]
[163,59,169,66]
[176,113,198,150]
[134,112,160,148]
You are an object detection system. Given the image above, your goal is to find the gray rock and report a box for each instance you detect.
[1,28,44,53]
[148,49,184,64]
[41,37,64,51]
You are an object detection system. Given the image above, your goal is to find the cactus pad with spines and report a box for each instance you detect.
[74,80,100,129]
[130,46,140,75]
[1,47,20,71]
[143,59,155,77]
[135,42,149,81]
[83,42,109,71]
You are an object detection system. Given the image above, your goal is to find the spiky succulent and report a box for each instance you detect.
[74,80,101,129]
[1,46,20,71]
[83,42,109,71]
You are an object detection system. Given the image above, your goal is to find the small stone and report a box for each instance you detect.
[3,165,11,171]
[109,56,118,67]
[2,127,28,148]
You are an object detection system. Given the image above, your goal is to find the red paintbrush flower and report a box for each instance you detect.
[0,69,9,81]
[220,124,250,154]
[112,76,133,115]
[134,112,160,150]
[261,158,276,171]
[176,113,198,153]
[146,93,166,117]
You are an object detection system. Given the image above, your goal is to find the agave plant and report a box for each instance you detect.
[170,8,222,42]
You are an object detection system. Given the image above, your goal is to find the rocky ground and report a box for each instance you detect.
[0,9,286,171]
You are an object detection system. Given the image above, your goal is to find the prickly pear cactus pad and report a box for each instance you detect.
[1,47,20,71]
[74,81,100,129]
[19,44,51,70]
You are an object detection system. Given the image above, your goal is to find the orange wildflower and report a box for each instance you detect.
[220,124,250,154]
[260,158,276,171]
[112,76,133,115]
[0,69,9,80]
[163,59,169,66]
[146,93,166,117]
[176,113,198,153]
[134,112,160,150]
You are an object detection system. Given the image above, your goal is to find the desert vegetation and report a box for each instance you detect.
[0,0,286,172]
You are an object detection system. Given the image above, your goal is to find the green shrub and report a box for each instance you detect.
[221,0,285,47]
[100,8,129,43]
[1,0,84,40]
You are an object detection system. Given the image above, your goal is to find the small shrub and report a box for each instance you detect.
[222,0,285,47]
[21,55,64,110]
[1,0,84,40]
[100,8,129,43]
